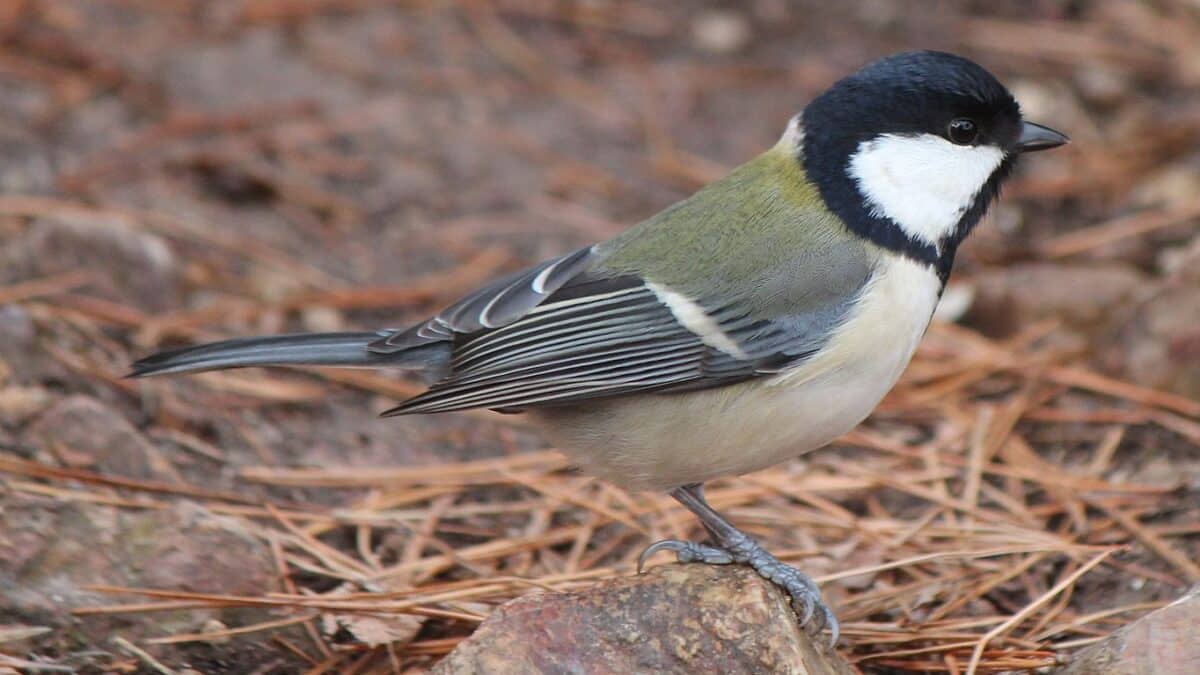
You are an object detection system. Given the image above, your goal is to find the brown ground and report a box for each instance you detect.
[1,1,1198,673]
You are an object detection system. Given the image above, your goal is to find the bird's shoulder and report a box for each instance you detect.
[596,143,879,319]
[373,142,882,359]
[375,146,891,414]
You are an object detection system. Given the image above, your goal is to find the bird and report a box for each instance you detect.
[130,50,1068,644]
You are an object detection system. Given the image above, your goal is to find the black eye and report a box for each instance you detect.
[947,118,978,145]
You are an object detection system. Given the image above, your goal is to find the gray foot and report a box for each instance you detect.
[648,483,840,646]
[727,534,838,644]
[638,533,839,645]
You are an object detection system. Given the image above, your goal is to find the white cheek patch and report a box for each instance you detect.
[848,133,1006,248]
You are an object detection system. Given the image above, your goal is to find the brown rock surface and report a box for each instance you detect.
[1,214,181,311]
[1057,587,1200,675]
[433,564,856,675]
[0,493,275,644]
[25,395,175,480]
[0,304,52,384]
[966,262,1147,337]
[1110,282,1200,399]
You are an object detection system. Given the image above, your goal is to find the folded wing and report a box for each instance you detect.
[384,263,870,415]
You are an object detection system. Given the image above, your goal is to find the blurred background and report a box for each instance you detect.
[1,1,1198,673]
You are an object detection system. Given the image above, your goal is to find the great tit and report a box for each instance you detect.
[131,50,1068,642]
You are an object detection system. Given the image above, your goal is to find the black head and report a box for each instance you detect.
[800,51,1067,280]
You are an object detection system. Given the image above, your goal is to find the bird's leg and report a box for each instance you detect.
[638,484,734,565]
[638,483,839,643]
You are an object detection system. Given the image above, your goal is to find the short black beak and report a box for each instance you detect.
[1016,121,1069,153]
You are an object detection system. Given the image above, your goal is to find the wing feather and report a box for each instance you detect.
[369,245,596,353]
[376,245,872,415]
[451,287,665,368]
[386,284,754,415]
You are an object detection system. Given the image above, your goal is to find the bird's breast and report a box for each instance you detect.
[766,253,941,390]
[534,256,943,492]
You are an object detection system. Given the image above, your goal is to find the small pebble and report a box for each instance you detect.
[691,10,751,55]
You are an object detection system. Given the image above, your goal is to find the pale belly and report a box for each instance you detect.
[533,257,942,492]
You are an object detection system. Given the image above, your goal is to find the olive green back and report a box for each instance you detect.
[597,142,878,321]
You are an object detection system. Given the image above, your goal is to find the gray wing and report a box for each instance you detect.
[380,260,872,416]
[370,246,597,351]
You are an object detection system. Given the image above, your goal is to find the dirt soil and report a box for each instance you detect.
[1,1,1198,673]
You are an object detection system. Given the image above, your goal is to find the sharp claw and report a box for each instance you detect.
[824,607,841,647]
[737,553,833,642]
[639,538,839,646]
[664,484,838,646]
[637,539,677,573]
[794,593,815,626]
[637,539,735,572]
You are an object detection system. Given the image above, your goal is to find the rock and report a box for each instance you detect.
[0,386,52,428]
[1109,281,1200,399]
[24,395,175,480]
[1,214,180,311]
[1009,80,1061,123]
[1074,64,1132,108]
[0,116,56,194]
[1057,587,1200,674]
[433,564,854,675]
[161,28,360,113]
[1132,163,1200,211]
[691,10,752,55]
[301,305,345,333]
[965,263,1147,338]
[0,495,274,641]
[0,304,54,384]
[1159,233,1200,283]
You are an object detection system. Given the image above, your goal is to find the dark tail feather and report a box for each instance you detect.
[129,331,442,377]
